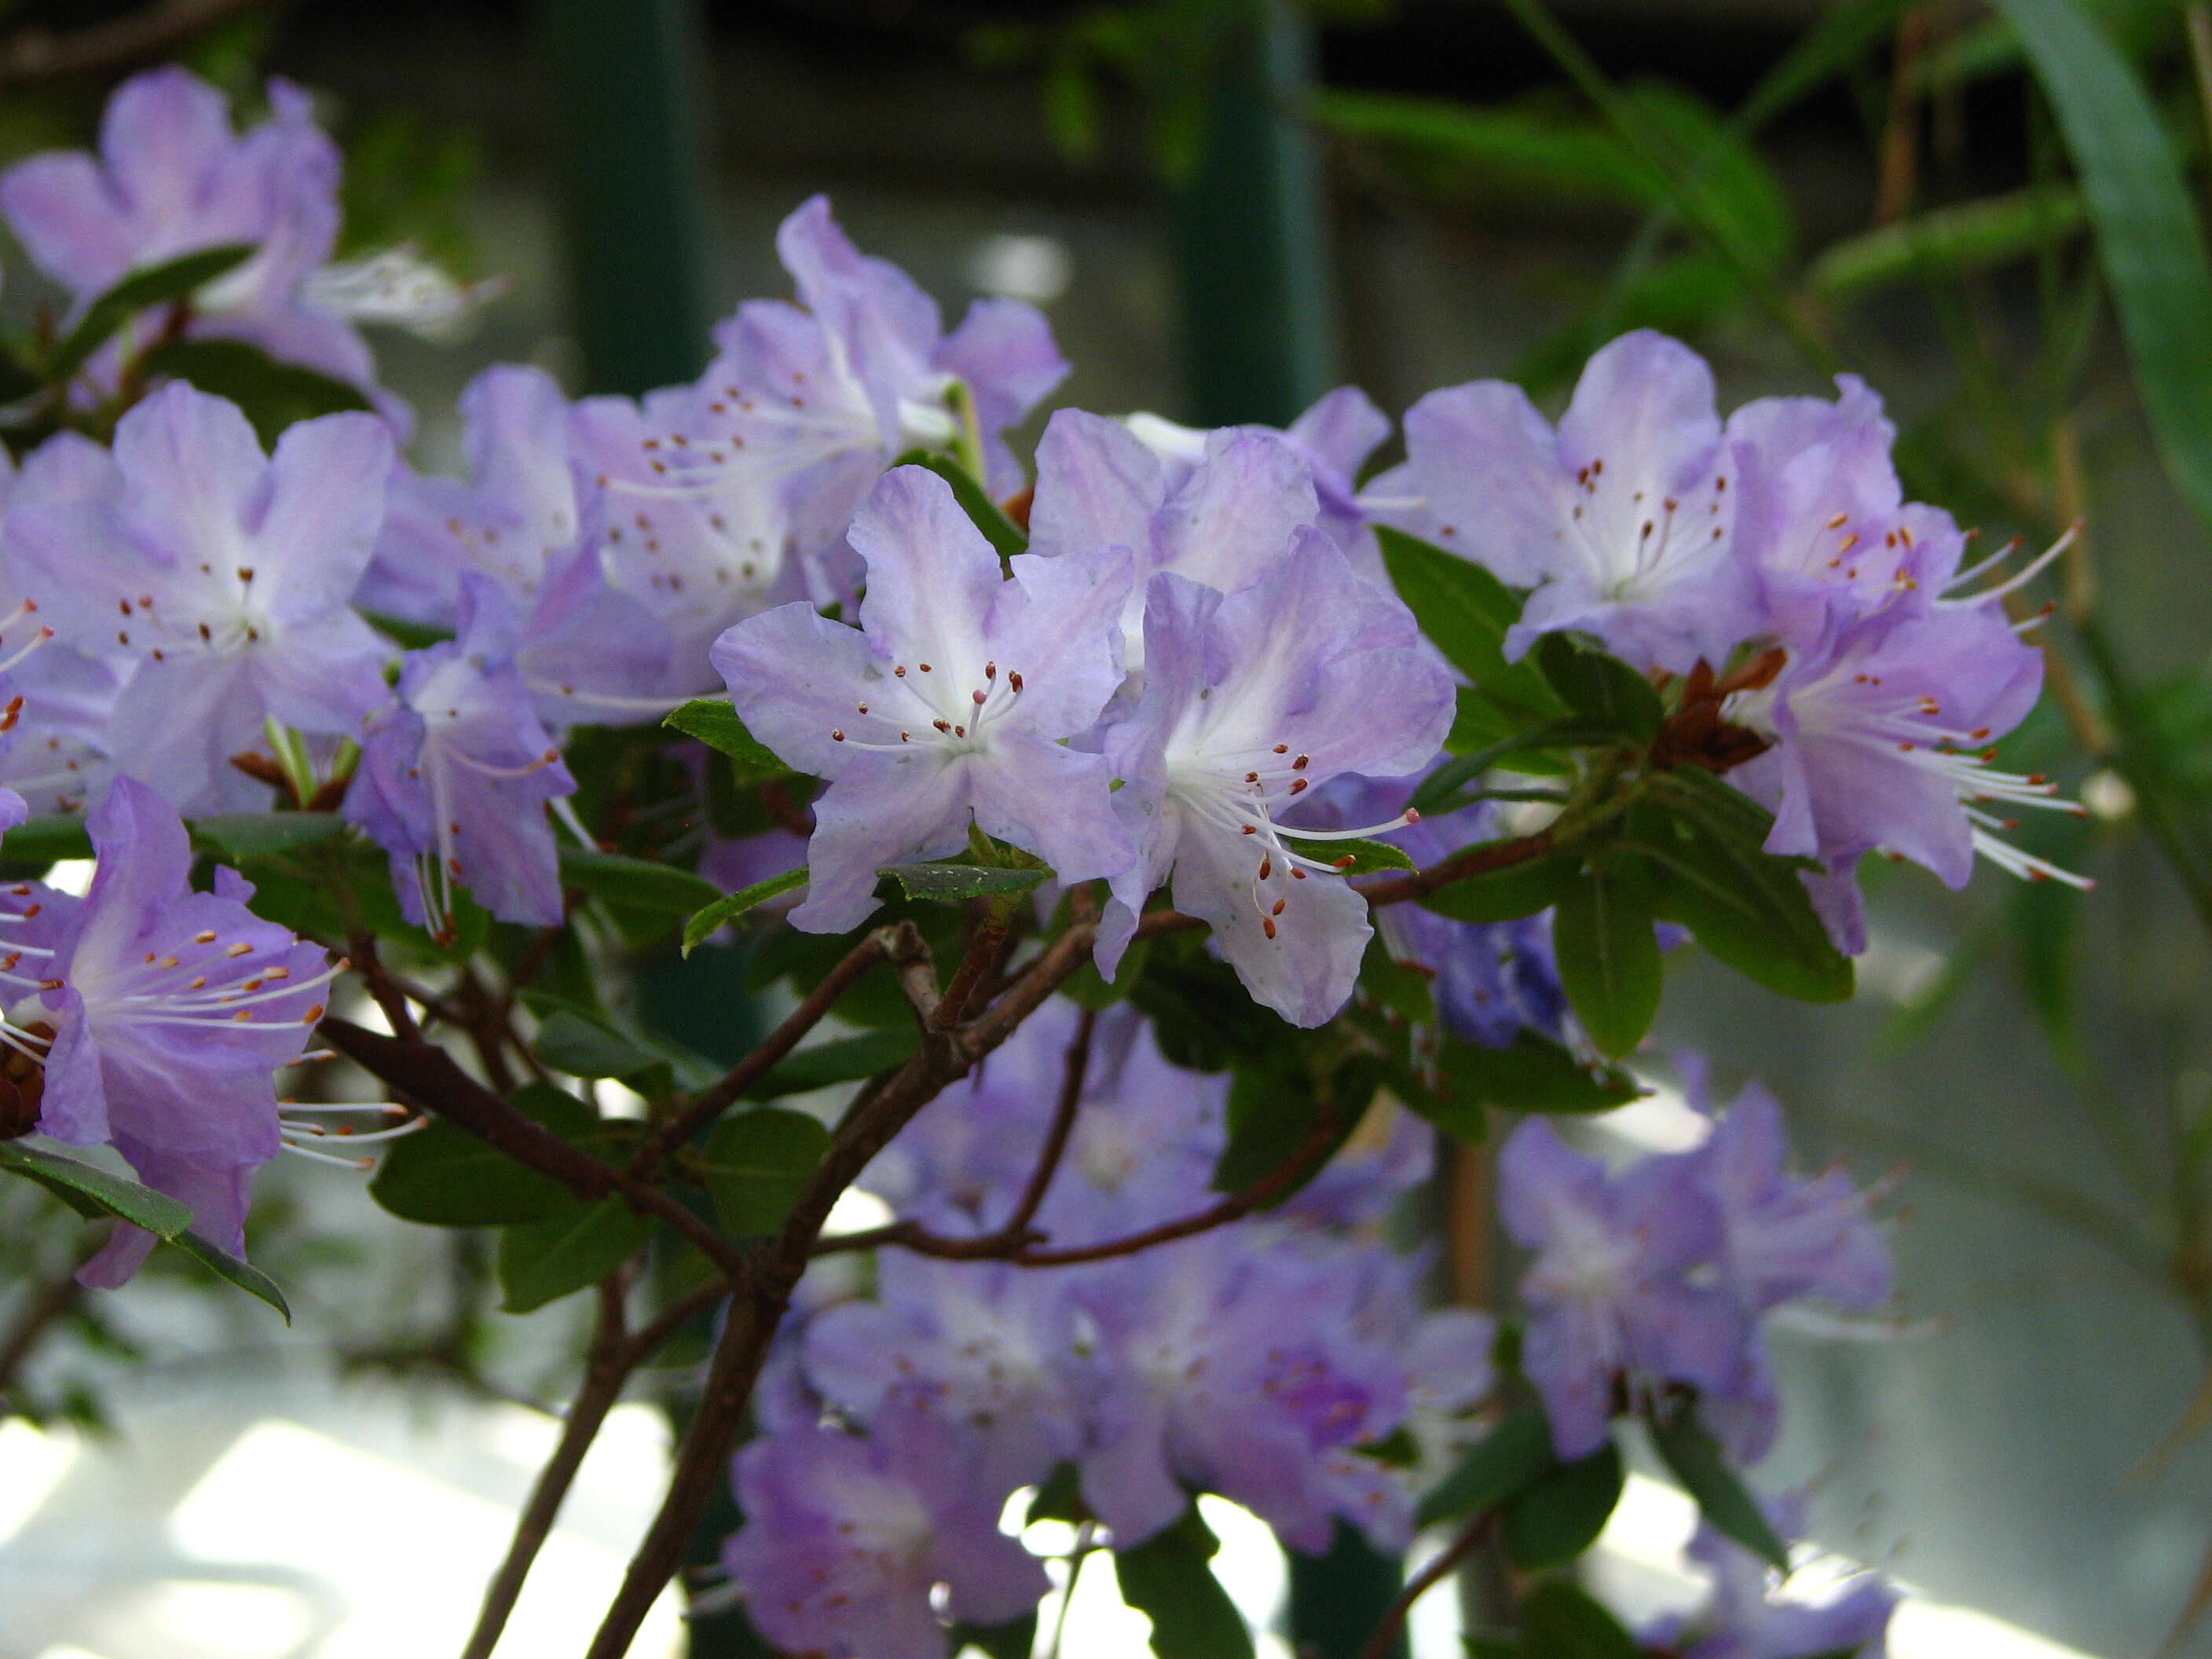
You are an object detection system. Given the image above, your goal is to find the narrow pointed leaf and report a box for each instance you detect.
[48,244,256,380]
[683,867,808,955]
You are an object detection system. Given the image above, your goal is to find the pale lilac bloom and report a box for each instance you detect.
[1500,1119,1745,1459]
[1368,330,1760,672]
[1119,385,1393,570]
[1723,591,2082,911]
[1099,547,1454,1027]
[859,999,1224,1248]
[1691,1075,1890,1318]
[346,575,574,932]
[1666,1515,1898,1659]
[1075,1239,1415,1553]
[1027,412,1321,673]
[722,1406,1049,1659]
[5,383,394,815]
[5,778,332,1286]
[636,196,1064,610]
[712,467,1134,934]
[804,1253,1090,1495]
[0,68,389,404]
[1724,375,1966,645]
[361,364,676,724]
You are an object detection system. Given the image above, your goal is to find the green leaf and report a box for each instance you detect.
[1993,0,2212,526]
[1419,1032,1644,1125]
[1500,1439,1625,1569]
[683,867,809,955]
[1412,722,1620,816]
[1128,940,1292,1071]
[1641,777,1854,1003]
[1552,857,1663,1058]
[1316,89,1661,209]
[1532,635,1662,745]
[498,1198,654,1313]
[534,1009,659,1081]
[1376,526,1565,720]
[2,815,93,864]
[1279,835,1415,876]
[892,451,1030,564]
[1112,1505,1256,1659]
[1357,934,1440,1027]
[137,338,373,445]
[1807,182,2086,298]
[877,861,1049,903]
[189,812,346,862]
[47,244,256,381]
[368,1085,598,1227]
[0,1141,194,1234]
[745,1029,918,1101]
[1649,1402,1790,1573]
[1418,851,1581,924]
[1417,1405,1558,1527]
[1519,1580,1639,1659]
[167,1230,291,1320]
[664,698,789,779]
[1212,1050,1371,1204]
[697,1107,829,1236]
[558,848,722,916]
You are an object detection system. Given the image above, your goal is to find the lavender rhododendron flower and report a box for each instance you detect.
[1500,1118,1744,1459]
[1371,329,1760,672]
[631,195,1064,612]
[5,383,394,815]
[1651,1513,1898,1659]
[1119,385,1393,570]
[346,574,575,933]
[0,68,402,405]
[712,466,1134,933]
[721,1406,1048,1659]
[5,778,332,1287]
[1027,412,1323,672]
[1101,548,1453,1027]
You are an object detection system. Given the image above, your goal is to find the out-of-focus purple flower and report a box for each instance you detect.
[1723,593,2078,906]
[1724,375,1965,645]
[5,383,394,815]
[7,778,332,1286]
[1499,1119,1745,1459]
[722,1405,1049,1659]
[1027,412,1322,672]
[859,999,1224,1247]
[1076,1240,1416,1554]
[1672,1515,1899,1659]
[1369,330,1760,673]
[0,68,403,407]
[1100,548,1452,1027]
[345,575,574,933]
[1690,1072,1890,1317]
[712,466,1134,934]
[804,1253,1089,1496]
[1119,386,1393,570]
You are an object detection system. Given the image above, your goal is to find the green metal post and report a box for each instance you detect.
[538,5,746,1652]
[541,0,713,397]
[1172,6,1403,1652]
[1170,0,1340,428]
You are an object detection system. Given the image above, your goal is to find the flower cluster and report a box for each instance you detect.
[720,998,1496,1657]
[1645,1511,1900,1659]
[1375,331,2086,949]
[1501,1068,1891,1462]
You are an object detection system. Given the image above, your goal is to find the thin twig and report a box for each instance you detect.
[1005,1005,1097,1235]
[0,0,275,88]
[629,924,906,1178]
[0,1251,88,1411]
[1357,1511,1497,1659]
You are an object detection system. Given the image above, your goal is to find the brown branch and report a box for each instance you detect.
[1353,829,1556,910]
[347,933,422,1042]
[1004,1004,1096,1236]
[318,1017,748,1280]
[0,0,276,89]
[933,910,1013,1031]
[628,924,906,1179]
[1358,1511,1497,1659]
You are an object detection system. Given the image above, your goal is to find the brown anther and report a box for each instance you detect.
[225,941,253,958]
[831,730,846,742]
[1272,898,1287,914]
[1258,858,1273,881]
[1262,917,1277,939]
[194,930,218,944]
[933,719,952,733]
[972,690,987,706]
[1287,778,1308,795]
[1009,671,1024,693]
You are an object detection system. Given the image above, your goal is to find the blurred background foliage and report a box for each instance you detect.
[7,0,2212,1655]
